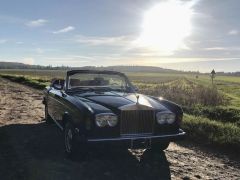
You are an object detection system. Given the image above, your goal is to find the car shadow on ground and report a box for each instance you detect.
[0,121,171,180]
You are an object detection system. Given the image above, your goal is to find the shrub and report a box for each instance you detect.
[0,74,47,90]
[182,114,240,152]
[183,106,240,126]
[136,78,228,107]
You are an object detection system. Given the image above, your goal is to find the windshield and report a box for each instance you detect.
[67,72,130,91]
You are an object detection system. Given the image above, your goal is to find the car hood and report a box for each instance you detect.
[73,91,168,113]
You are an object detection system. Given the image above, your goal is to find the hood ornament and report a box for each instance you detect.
[136,94,140,104]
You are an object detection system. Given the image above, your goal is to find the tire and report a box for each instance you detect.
[45,105,53,124]
[64,122,87,159]
[151,142,170,152]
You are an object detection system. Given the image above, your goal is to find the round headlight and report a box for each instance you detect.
[107,115,118,127]
[95,113,118,127]
[166,114,176,124]
[95,114,108,127]
[156,113,166,124]
[156,111,175,124]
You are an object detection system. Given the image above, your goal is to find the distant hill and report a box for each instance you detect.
[1,61,239,75]
[0,62,48,69]
[98,66,177,73]
[0,62,34,69]
[0,62,177,73]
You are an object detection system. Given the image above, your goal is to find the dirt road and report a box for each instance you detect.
[0,78,239,180]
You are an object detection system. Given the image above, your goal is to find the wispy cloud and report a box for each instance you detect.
[36,48,44,54]
[26,19,48,27]
[45,55,95,61]
[16,41,24,44]
[53,26,75,34]
[228,29,239,35]
[44,55,91,65]
[74,35,132,46]
[22,57,34,65]
[0,39,7,44]
[204,46,240,51]
[34,48,58,54]
[204,47,227,51]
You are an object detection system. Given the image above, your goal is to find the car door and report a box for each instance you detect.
[47,80,65,122]
[47,88,58,121]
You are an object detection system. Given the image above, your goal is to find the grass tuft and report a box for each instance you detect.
[182,114,240,152]
[0,74,47,90]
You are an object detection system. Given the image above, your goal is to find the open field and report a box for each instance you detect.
[0,69,240,153]
[0,77,239,180]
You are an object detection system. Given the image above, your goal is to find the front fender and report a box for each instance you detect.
[149,96,183,124]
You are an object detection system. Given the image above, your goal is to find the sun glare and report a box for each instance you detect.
[136,0,193,55]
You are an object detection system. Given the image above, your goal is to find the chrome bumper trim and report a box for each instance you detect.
[88,129,186,142]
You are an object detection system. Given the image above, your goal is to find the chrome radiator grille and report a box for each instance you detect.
[120,110,155,135]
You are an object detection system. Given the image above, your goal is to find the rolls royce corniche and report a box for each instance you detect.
[43,70,186,157]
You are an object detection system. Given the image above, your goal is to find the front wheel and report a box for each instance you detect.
[151,142,170,152]
[64,122,87,159]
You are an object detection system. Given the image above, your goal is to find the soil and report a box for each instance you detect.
[0,78,239,180]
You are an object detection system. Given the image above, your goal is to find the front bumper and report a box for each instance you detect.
[86,129,186,148]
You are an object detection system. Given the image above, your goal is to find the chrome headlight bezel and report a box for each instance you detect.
[95,113,118,127]
[156,111,176,124]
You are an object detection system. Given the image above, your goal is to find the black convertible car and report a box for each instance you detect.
[43,70,185,157]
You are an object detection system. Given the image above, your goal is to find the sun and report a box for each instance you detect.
[136,0,193,55]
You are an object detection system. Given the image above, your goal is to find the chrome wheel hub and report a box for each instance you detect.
[65,128,73,153]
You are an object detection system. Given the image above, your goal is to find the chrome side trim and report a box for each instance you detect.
[88,129,186,142]
[121,133,153,137]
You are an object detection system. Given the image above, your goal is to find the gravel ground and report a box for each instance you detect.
[0,78,239,180]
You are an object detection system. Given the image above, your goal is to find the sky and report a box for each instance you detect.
[0,0,240,72]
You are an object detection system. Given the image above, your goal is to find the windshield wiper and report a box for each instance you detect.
[68,87,96,93]
[68,86,126,93]
[97,87,125,92]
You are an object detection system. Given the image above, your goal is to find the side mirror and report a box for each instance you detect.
[134,86,139,92]
[53,83,63,90]
[51,79,64,90]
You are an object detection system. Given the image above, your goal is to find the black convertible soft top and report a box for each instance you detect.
[67,70,125,76]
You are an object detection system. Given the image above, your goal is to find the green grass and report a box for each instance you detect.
[0,74,47,90]
[183,114,240,152]
[0,69,66,80]
[183,106,240,126]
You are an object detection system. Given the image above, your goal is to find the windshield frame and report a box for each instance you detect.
[65,70,135,93]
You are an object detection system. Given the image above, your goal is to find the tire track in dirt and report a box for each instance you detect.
[0,78,239,180]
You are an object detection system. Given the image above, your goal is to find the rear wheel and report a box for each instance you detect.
[151,142,170,152]
[45,105,53,124]
[64,122,87,159]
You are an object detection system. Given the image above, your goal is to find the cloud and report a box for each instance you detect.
[44,55,91,65]
[204,47,227,51]
[36,48,44,54]
[45,55,95,61]
[16,41,24,44]
[23,57,34,65]
[26,19,48,27]
[228,29,239,35]
[0,39,7,44]
[204,46,240,51]
[74,35,132,46]
[34,48,57,54]
[53,26,75,34]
